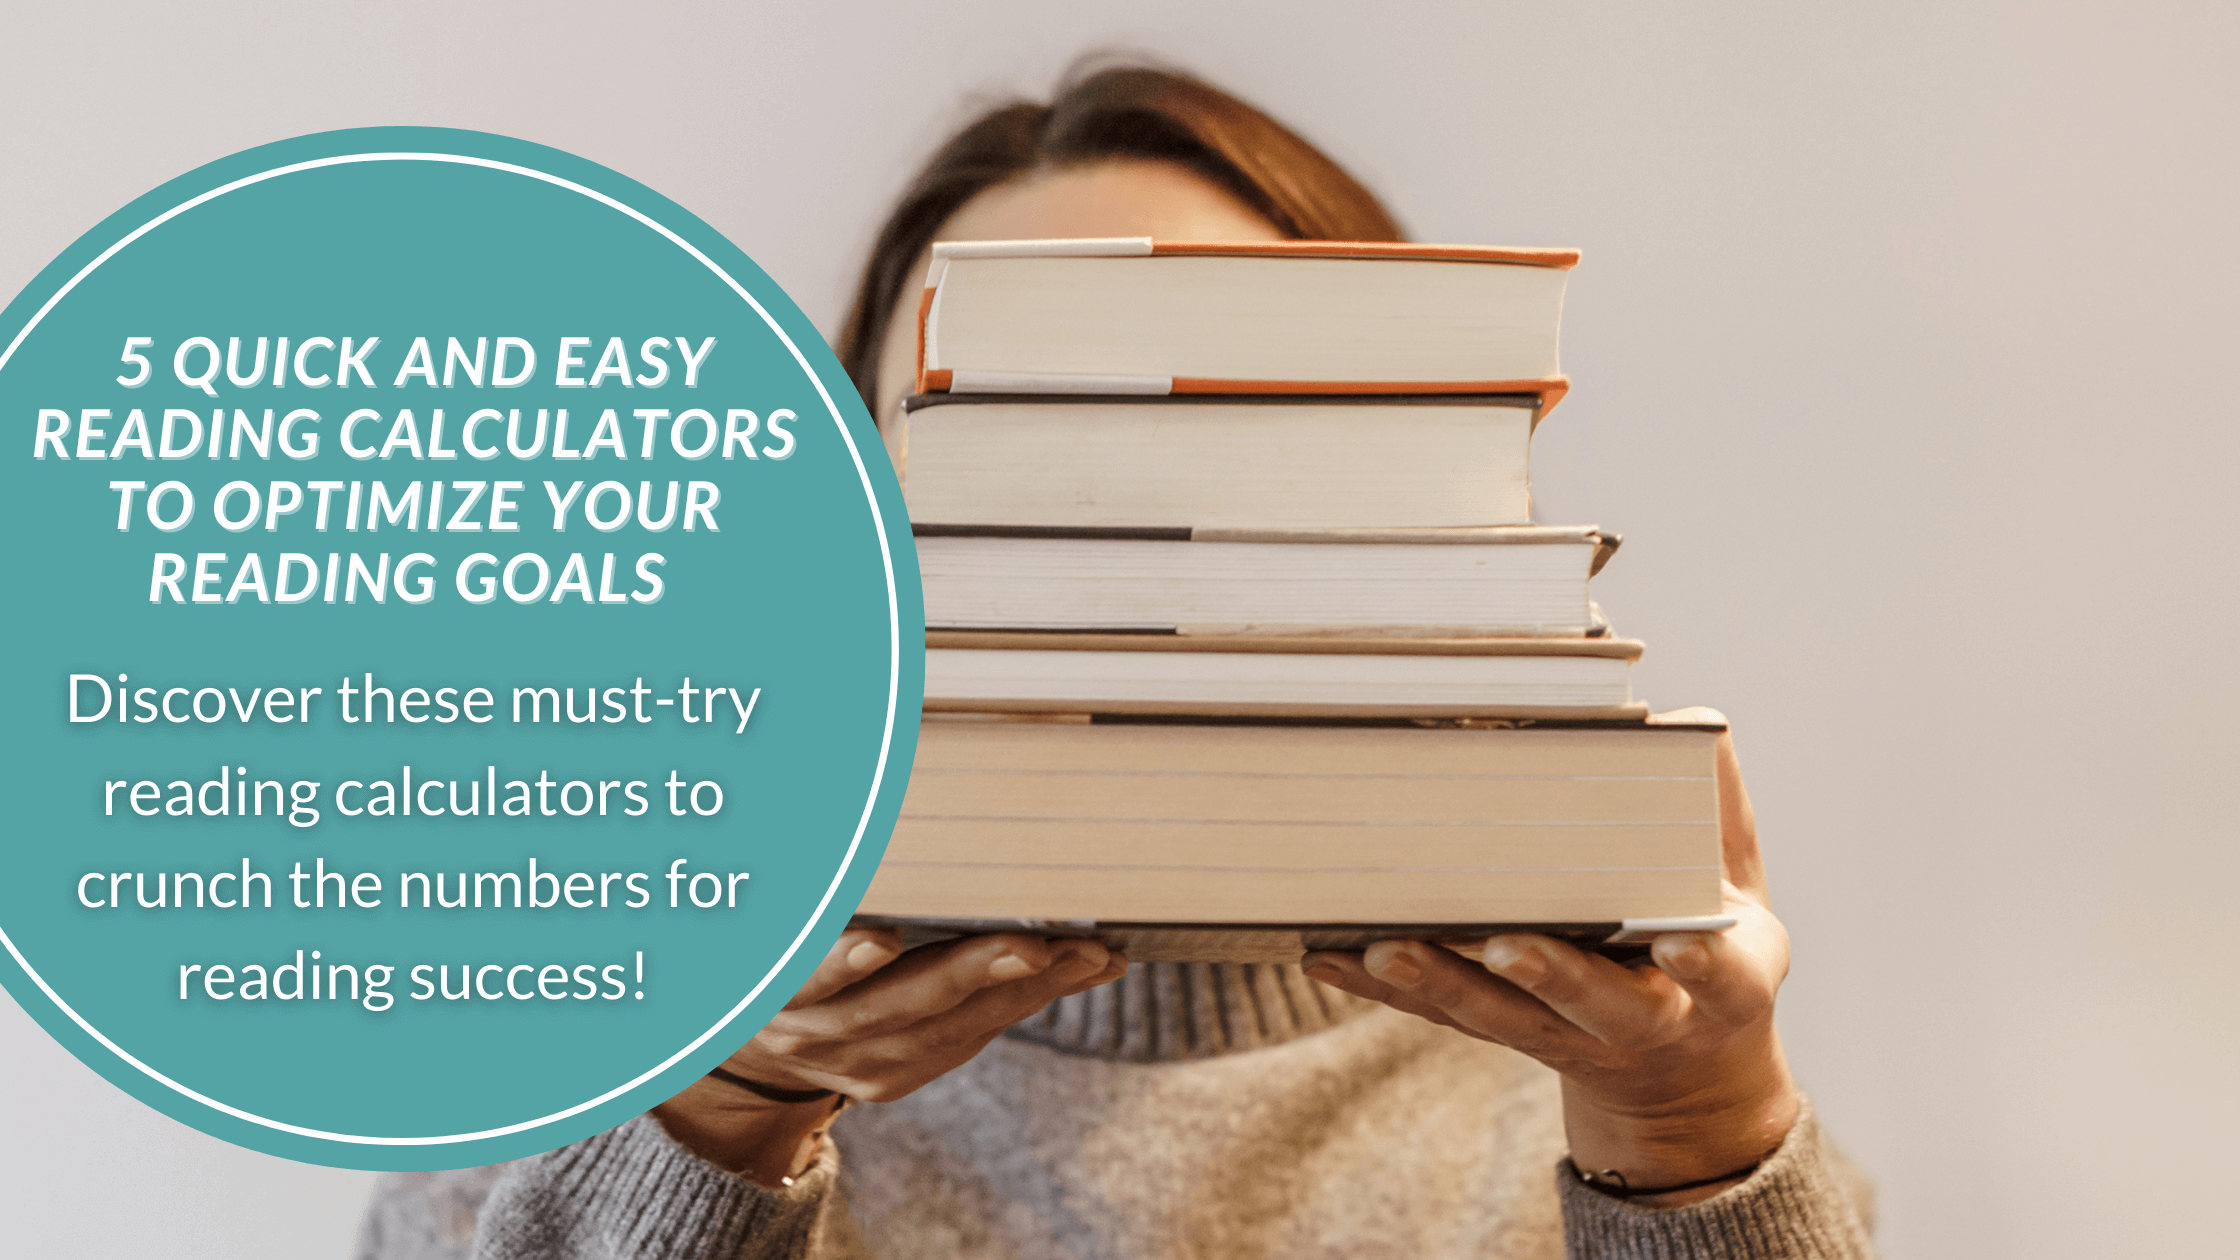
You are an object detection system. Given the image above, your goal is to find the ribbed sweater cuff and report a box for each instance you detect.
[469,1115,833,1260]
[1556,1098,1876,1259]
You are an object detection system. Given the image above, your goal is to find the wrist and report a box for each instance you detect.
[1561,1029,1798,1206]
[652,1078,845,1187]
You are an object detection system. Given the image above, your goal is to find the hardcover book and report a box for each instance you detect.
[899,392,1542,530]
[915,238,1576,407]
[855,714,1728,962]
[925,632,1645,719]
[916,524,1619,636]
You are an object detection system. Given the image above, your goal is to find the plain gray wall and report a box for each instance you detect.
[4,2,2236,1255]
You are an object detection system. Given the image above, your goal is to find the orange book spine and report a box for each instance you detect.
[917,373,1568,413]
[1149,240,1579,268]
[912,285,936,395]
[1172,377,1570,412]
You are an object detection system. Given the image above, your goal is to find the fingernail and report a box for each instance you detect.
[1056,943,1109,980]
[1482,938,1546,984]
[1658,936,1711,981]
[1372,950,1421,986]
[846,940,898,971]
[1302,961,1342,985]
[987,953,1038,981]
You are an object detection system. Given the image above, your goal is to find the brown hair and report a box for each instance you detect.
[834,63,1405,408]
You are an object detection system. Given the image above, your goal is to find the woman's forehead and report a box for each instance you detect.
[936,159,1285,243]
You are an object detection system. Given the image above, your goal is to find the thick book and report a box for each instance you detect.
[851,916,1738,966]
[917,524,1618,636]
[853,714,1728,962]
[899,392,1541,530]
[924,632,1646,719]
[915,239,1576,408]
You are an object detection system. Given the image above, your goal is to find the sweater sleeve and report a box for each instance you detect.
[1554,1098,1877,1259]
[461,1116,839,1260]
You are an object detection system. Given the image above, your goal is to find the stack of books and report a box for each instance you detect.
[855,238,1730,962]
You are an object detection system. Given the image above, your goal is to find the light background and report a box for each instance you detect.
[2,2,2233,1256]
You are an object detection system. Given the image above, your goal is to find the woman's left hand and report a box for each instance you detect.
[1302,713,1798,1207]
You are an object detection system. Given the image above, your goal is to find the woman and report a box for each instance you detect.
[360,65,1875,1260]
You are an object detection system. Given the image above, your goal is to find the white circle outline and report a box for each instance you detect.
[0,149,906,1146]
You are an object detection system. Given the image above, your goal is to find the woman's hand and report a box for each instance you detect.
[653,928,1125,1185]
[1302,714,1797,1207]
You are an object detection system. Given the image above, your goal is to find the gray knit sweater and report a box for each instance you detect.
[356,963,1876,1259]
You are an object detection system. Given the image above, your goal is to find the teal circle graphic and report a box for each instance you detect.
[0,128,924,1169]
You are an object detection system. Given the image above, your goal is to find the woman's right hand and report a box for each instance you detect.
[651,927,1126,1184]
